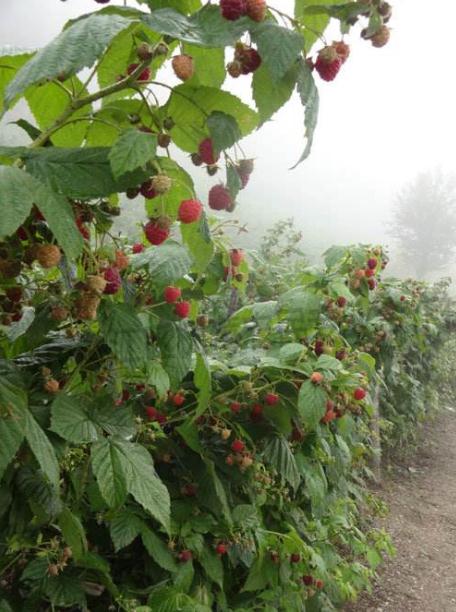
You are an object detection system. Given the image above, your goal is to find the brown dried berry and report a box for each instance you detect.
[36,245,62,269]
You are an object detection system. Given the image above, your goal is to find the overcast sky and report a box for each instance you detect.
[1,0,455,265]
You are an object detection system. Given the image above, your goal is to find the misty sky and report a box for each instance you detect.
[1,0,456,263]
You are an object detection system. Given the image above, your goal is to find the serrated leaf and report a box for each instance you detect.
[298,380,326,429]
[279,286,320,335]
[109,129,157,178]
[157,321,193,388]
[199,545,224,587]
[0,380,25,479]
[181,213,214,273]
[324,245,348,269]
[194,349,211,418]
[292,59,319,168]
[204,460,232,525]
[176,421,203,454]
[43,574,87,608]
[16,466,62,518]
[0,167,37,238]
[91,438,128,508]
[24,411,60,488]
[0,53,32,109]
[183,44,225,88]
[207,111,241,154]
[110,510,142,551]
[4,14,132,107]
[263,437,300,490]
[99,302,148,370]
[147,361,170,397]
[132,241,192,285]
[226,164,242,201]
[252,63,297,125]
[50,395,99,443]
[140,524,177,571]
[251,21,303,81]
[58,507,88,559]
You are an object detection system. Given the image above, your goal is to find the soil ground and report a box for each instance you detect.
[346,408,456,612]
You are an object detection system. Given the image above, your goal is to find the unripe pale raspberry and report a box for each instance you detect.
[238,158,254,175]
[44,378,60,393]
[164,286,181,304]
[76,291,101,319]
[151,174,172,194]
[246,0,266,22]
[220,0,247,21]
[144,219,170,245]
[371,25,390,48]
[172,54,194,81]
[209,185,232,211]
[51,305,69,322]
[227,60,242,78]
[198,138,219,165]
[86,274,107,294]
[230,249,244,267]
[36,245,61,269]
[178,199,203,224]
[310,371,324,384]
[175,301,191,318]
[137,42,154,61]
[333,40,350,64]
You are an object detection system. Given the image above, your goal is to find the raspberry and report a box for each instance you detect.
[227,60,242,78]
[36,245,61,269]
[175,301,191,318]
[251,403,263,420]
[230,249,244,267]
[115,250,129,271]
[164,286,181,303]
[127,63,151,82]
[144,219,170,245]
[315,46,342,81]
[302,575,314,586]
[44,379,60,393]
[158,133,171,148]
[140,180,158,199]
[371,25,390,48]
[353,387,366,401]
[230,401,242,413]
[178,199,202,224]
[238,158,254,175]
[231,439,245,453]
[367,278,377,290]
[246,0,266,22]
[215,543,228,555]
[220,0,247,21]
[315,579,324,589]
[198,138,219,165]
[336,296,347,308]
[336,349,347,361]
[238,47,262,74]
[51,305,69,322]
[321,409,337,424]
[178,550,193,562]
[151,174,172,194]
[310,372,324,384]
[367,257,377,270]
[191,152,203,166]
[132,243,144,254]
[75,291,100,320]
[145,406,158,420]
[103,267,122,294]
[365,268,375,278]
[209,185,232,211]
[136,42,153,61]
[126,187,140,199]
[290,553,301,564]
[76,217,90,240]
[226,454,234,465]
[314,339,325,356]
[265,392,279,406]
[172,54,194,81]
[86,274,107,294]
[333,40,350,64]
[172,392,185,407]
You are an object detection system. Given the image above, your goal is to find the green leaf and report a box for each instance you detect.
[93,397,136,439]
[24,411,60,488]
[157,321,193,388]
[109,129,157,178]
[132,241,192,285]
[298,380,326,429]
[226,164,242,201]
[140,524,177,571]
[43,573,87,608]
[97,22,145,90]
[204,460,232,525]
[242,557,268,592]
[194,349,211,418]
[58,507,88,559]
[292,59,319,168]
[252,63,297,125]
[324,245,348,269]
[183,44,225,88]
[279,287,321,335]
[145,157,195,219]
[263,437,300,490]
[50,394,99,443]
[251,21,303,81]
[91,438,128,508]
[147,361,171,397]
[99,302,148,370]
[0,167,36,238]
[315,354,342,373]
[0,53,33,109]
[176,421,203,454]
[207,111,241,154]
[4,14,133,107]
[199,545,224,587]
[0,381,25,479]
[17,466,63,518]
[181,214,214,273]
[232,505,259,529]
[0,600,14,612]
[110,510,142,551]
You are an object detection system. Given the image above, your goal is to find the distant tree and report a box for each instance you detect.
[389,170,456,277]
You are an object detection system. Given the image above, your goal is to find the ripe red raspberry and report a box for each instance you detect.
[178,550,193,562]
[302,575,314,586]
[140,180,158,199]
[132,243,144,254]
[144,220,170,245]
[175,301,191,319]
[315,579,324,589]
[315,46,342,82]
[367,257,378,270]
[290,553,301,564]
[103,266,122,294]
[209,185,232,211]
[127,63,151,82]
[321,409,337,424]
[215,543,228,555]
[172,54,194,81]
[251,403,263,420]
[230,401,242,413]
[164,286,181,303]
[172,392,185,407]
[365,268,375,278]
[76,217,90,240]
[336,296,347,308]
[178,199,203,224]
[230,249,244,267]
[353,387,366,401]
[314,339,325,356]
[265,393,279,406]
[239,47,262,74]
[231,439,245,453]
[246,0,266,21]
[198,138,219,165]
[36,245,62,269]
[371,25,390,48]
[367,278,377,290]
[220,0,247,21]
[333,40,350,64]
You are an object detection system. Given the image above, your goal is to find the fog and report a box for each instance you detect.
[2,0,456,280]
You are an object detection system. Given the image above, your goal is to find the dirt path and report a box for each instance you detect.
[346,409,456,612]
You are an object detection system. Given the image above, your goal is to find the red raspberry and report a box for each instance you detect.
[175,301,191,319]
[144,220,170,245]
[145,406,158,420]
[198,138,219,165]
[127,63,151,82]
[140,180,158,199]
[365,268,375,278]
[208,185,232,211]
[215,543,228,555]
[367,278,377,290]
[251,403,263,420]
[132,243,144,254]
[333,40,350,64]
[315,579,324,589]
[164,286,181,303]
[321,409,337,424]
[76,217,90,240]
[239,47,262,74]
[172,393,185,407]
[103,266,122,294]
[230,401,242,413]
[246,0,266,21]
[265,393,279,406]
[315,46,342,82]
[230,249,244,267]
[172,54,194,81]
[353,388,366,401]
[302,575,314,586]
[231,439,245,453]
[178,199,203,224]
[367,257,378,270]
[290,553,301,564]
[178,550,193,562]
[336,296,347,308]
[314,340,325,356]
[220,0,247,21]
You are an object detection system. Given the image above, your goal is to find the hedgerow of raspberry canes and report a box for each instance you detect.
[1,2,447,611]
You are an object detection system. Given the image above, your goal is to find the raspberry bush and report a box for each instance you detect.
[0,1,448,611]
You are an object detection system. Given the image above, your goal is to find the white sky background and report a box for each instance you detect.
[1,0,456,264]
